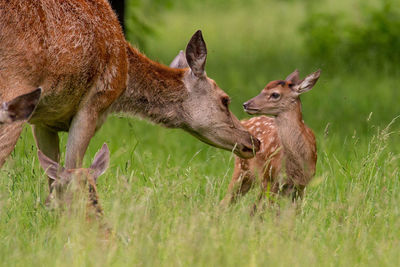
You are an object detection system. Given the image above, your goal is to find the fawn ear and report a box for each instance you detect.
[37,150,63,180]
[185,30,207,78]
[0,88,41,124]
[90,143,110,182]
[293,70,321,94]
[170,50,189,69]
[285,69,300,84]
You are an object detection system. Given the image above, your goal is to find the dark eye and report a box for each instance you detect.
[221,97,230,107]
[271,92,280,99]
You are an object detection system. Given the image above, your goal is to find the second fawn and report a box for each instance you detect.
[38,143,110,220]
[221,70,320,210]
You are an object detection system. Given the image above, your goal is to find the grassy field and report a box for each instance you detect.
[1,0,399,266]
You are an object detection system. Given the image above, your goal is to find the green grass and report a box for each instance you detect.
[1,0,399,266]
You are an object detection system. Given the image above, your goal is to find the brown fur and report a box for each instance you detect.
[0,1,259,175]
[111,44,188,127]
[0,0,127,169]
[221,70,320,211]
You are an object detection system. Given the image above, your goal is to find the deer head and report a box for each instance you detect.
[0,88,41,124]
[38,143,109,212]
[243,70,321,116]
[169,31,260,158]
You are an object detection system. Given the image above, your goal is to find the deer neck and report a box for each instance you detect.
[112,43,188,128]
[275,100,310,184]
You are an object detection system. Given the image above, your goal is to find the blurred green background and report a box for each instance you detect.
[103,0,400,168]
[125,0,399,138]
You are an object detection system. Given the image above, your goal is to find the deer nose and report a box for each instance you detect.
[243,102,249,110]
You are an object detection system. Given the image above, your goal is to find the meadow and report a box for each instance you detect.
[0,0,399,266]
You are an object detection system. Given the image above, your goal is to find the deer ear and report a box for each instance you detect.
[293,70,321,94]
[0,88,41,124]
[185,30,207,78]
[90,143,110,182]
[37,150,63,180]
[170,50,189,69]
[285,69,300,84]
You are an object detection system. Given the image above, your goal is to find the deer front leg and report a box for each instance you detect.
[32,125,60,190]
[65,108,99,169]
[220,159,255,208]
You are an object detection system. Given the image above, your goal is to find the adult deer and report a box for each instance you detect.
[220,70,320,212]
[0,1,259,176]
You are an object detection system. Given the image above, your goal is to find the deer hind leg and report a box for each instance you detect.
[0,82,36,167]
[220,158,255,207]
[0,122,24,167]
[32,125,60,191]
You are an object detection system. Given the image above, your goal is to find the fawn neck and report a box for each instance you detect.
[87,181,103,217]
[112,44,188,127]
[275,99,311,184]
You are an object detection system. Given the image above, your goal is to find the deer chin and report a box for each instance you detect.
[184,127,259,159]
[244,108,261,115]
[245,108,278,117]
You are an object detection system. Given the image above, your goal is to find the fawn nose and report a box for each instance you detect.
[243,102,249,110]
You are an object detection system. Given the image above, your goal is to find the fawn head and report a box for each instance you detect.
[243,70,321,116]
[170,30,260,158]
[38,143,110,209]
[0,88,41,124]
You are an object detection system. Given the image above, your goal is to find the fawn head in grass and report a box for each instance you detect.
[38,143,110,219]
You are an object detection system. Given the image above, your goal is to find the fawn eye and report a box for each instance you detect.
[271,92,280,99]
[221,97,230,107]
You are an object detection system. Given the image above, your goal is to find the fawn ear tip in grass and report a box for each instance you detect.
[90,143,110,182]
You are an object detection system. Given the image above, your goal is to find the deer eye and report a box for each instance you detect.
[271,92,280,99]
[221,97,230,107]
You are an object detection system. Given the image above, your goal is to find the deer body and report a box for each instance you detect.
[221,70,320,209]
[0,1,259,173]
[0,0,127,169]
